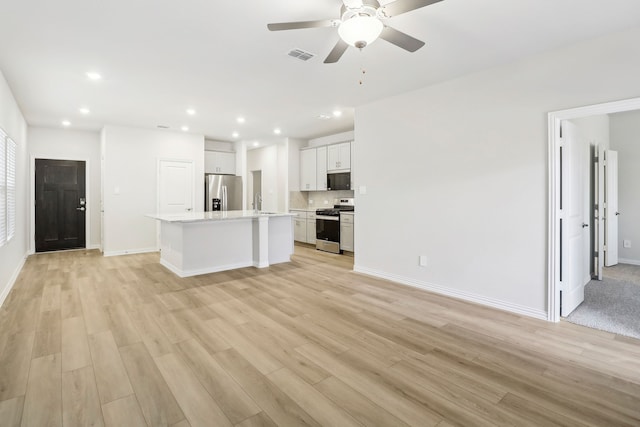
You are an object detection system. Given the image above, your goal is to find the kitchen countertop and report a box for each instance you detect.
[147,210,293,223]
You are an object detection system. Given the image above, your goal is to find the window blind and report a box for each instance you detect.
[7,138,16,241]
[0,129,6,247]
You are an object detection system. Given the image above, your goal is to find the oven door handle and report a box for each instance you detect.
[316,215,340,221]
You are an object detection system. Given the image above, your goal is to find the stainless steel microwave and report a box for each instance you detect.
[327,172,350,191]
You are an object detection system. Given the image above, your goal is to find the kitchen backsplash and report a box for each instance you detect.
[290,190,355,209]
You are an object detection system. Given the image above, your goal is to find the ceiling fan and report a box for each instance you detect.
[267,0,443,63]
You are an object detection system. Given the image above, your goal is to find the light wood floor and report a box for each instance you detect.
[1,244,639,426]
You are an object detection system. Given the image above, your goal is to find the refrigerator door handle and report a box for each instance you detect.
[222,186,227,211]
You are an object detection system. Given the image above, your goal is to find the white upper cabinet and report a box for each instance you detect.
[327,142,351,172]
[316,146,327,191]
[205,151,236,175]
[300,148,317,191]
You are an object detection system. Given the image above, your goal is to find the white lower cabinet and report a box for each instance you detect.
[340,213,354,252]
[306,212,316,244]
[291,210,317,244]
[294,217,307,242]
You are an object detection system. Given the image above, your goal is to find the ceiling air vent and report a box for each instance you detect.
[157,125,170,129]
[287,48,315,61]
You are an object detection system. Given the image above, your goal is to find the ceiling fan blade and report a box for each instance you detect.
[379,0,443,18]
[379,26,425,52]
[324,39,350,63]
[267,20,339,31]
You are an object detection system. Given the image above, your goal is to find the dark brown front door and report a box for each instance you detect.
[35,159,86,252]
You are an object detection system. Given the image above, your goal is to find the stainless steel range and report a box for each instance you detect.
[316,198,354,254]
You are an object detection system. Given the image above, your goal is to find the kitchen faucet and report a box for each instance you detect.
[254,193,262,212]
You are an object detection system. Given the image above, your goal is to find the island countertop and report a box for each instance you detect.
[147,210,294,223]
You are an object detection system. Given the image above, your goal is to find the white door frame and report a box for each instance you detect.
[548,97,640,322]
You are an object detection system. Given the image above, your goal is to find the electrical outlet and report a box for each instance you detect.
[623,240,631,248]
[419,255,427,267]
[324,200,328,204]
[308,199,313,205]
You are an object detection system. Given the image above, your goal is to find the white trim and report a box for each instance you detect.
[160,258,253,278]
[30,155,92,253]
[103,247,157,257]
[619,258,640,266]
[87,244,101,251]
[548,96,640,323]
[0,253,27,308]
[354,265,548,321]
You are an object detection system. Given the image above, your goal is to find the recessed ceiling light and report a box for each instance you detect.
[237,117,246,124]
[62,120,71,127]
[86,72,101,81]
[181,126,189,132]
[253,141,260,147]
[318,114,331,120]
[79,107,90,115]
[186,108,196,115]
[333,110,343,117]
[232,132,239,138]
[274,128,281,135]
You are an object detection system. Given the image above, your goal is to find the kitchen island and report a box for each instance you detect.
[147,211,294,277]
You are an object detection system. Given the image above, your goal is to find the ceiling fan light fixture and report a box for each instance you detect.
[338,15,383,48]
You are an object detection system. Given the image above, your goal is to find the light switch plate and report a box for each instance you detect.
[359,185,367,195]
[419,255,427,267]
[623,240,631,248]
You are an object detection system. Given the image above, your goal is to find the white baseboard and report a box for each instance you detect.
[0,254,28,308]
[160,259,254,278]
[87,244,101,251]
[353,265,548,321]
[103,247,158,257]
[619,258,640,266]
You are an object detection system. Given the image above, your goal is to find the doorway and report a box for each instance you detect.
[35,159,86,252]
[548,97,640,322]
[252,170,262,211]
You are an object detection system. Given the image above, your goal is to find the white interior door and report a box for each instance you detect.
[605,150,619,266]
[158,159,194,249]
[159,160,194,214]
[561,121,590,316]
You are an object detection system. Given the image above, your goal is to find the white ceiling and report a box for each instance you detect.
[1,0,639,142]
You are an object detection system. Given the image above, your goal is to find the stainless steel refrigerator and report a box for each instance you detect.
[205,174,243,211]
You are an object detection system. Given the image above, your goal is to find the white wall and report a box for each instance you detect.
[0,70,28,306]
[354,26,640,319]
[28,127,102,250]
[610,110,640,264]
[570,115,610,149]
[102,126,204,256]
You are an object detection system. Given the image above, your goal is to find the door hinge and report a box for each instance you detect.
[603,245,607,251]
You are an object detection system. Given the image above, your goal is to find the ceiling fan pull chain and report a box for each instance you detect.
[359,50,367,86]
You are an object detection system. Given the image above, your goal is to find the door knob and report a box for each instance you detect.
[582,223,589,228]
[616,212,620,216]
[76,207,85,211]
